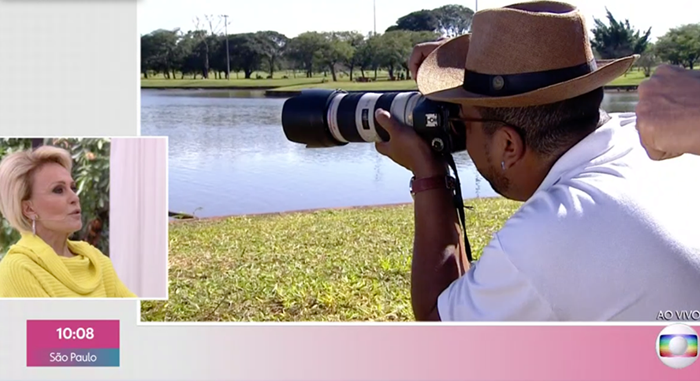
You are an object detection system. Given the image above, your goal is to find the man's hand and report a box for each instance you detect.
[635,65,700,160]
[374,109,446,177]
[374,108,466,322]
[408,40,444,81]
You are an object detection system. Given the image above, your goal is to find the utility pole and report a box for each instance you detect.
[475,0,478,11]
[221,14,230,79]
[373,0,376,35]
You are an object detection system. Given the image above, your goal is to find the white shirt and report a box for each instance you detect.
[437,113,700,321]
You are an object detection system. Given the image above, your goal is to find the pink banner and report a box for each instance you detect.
[26,320,120,350]
[208,325,700,380]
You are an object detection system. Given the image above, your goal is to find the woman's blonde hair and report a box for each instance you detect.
[0,146,73,233]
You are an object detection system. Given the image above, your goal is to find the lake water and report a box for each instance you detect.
[140,89,640,217]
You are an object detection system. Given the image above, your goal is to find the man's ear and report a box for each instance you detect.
[496,125,525,169]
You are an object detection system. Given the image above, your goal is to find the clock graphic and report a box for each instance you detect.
[27,320,120,367]
[57,326,95,340]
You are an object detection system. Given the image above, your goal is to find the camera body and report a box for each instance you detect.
[281,89,466,154]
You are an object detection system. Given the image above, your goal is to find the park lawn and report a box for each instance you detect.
[269,68,651,91]
[140,197,521,322]
[141,70,647,91]
[141,70,396,89]
[269,80,421,92]
[140,77,322,89]
[265,71,645,92]
[141,66,700,91]
[609,69,649,86]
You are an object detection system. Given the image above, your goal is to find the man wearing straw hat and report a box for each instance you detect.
[374,1,700,321]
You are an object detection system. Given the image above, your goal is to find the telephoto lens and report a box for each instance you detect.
[281,89,466,154]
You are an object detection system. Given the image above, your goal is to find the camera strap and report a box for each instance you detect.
[443,153,473,264]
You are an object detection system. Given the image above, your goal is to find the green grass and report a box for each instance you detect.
[270,80,420,92]
[140,70,648,92]
[141,70,398,89]
[140,197,521,322]
[142,66,700,91]
[609,68,648,86]
[141,77,321,89]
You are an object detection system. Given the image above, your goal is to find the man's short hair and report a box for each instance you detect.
[0,146,73,233]
[475,87,606,157]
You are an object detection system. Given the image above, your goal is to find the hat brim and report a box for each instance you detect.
[416,34,639,107]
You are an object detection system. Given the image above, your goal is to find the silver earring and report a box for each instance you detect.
[32,216,36,235]
[501,161,506,171]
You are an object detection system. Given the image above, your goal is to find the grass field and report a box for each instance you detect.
[140,70,396,89]
[140,67,656,91]
[140,197,521,322]
[609,68,650,86]
[140,76,321,89]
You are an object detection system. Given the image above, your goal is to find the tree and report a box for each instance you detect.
[401,31,441,79]
[256,31,288,78]
[387,9,439,33]
[224,33,266,79]
[173,31,200,79]
[376,31,414,80]
[140,29,181,78]
[590,9,651,59]
[336,31,366,81]
[655,24,700,69]
[386,5,472,37]
[355,34,382,79]
[189,15,226,79]
[636,43,660,77]
[286,32,326,78]
[433,4,474,37]
[140,34,157,78]
[314,32,354,82]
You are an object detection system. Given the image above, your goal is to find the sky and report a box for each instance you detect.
[138,0,699,42]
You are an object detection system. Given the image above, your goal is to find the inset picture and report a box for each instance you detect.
[0,137,168,299]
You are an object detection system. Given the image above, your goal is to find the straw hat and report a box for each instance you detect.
[416,1,639,107]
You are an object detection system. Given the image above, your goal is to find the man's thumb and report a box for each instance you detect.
[375,109,395,134]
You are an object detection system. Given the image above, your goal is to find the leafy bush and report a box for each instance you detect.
[0,138,110,258]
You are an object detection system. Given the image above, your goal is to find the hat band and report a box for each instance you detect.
[462,59,598,97]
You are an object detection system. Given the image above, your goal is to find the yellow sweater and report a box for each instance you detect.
[0,233,136,298]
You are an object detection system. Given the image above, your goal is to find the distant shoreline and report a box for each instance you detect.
[142,67,673,95]
[169,197,501,223]
[143,86,275,91]
[262,86,640,97]
[142,84,640,96]
[169,202,416,223]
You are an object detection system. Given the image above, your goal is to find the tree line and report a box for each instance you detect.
[140,6,700,82]
[141,4,473,82]
[592,9,700,74]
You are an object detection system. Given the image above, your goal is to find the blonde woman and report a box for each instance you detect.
[0,145,135,297]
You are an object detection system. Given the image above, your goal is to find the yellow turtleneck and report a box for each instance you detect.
[0,233,136,298]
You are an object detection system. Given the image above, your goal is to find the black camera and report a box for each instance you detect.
[281,89,466,154]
